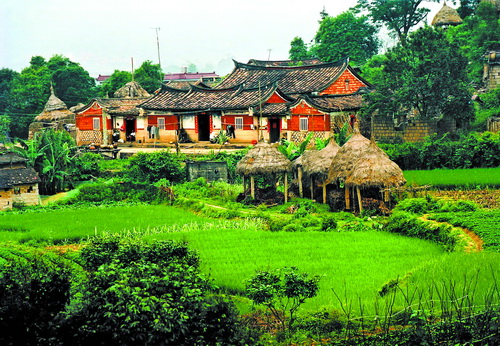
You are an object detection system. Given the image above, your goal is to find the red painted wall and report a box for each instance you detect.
[223,114,253,129]
[266,92,288,103]
[320,69,367,95]
[289,100,330,131]
[149,115,178,130]
[76,116,112,130]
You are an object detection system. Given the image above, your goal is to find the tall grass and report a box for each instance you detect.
[404,167,500,188]
[147,228,448,313]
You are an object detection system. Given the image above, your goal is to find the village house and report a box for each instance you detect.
[0,153,40,210]
[139,58,371,144]
[74,81,151,146]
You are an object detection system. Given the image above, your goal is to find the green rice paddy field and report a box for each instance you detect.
[404,167,500,188]
[1,205,498,316]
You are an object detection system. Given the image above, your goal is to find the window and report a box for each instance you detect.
[235,117,244,130]
[14,188,21,195]
[158,117,165,130]
[299,117,308,131]
[93,117,100,130]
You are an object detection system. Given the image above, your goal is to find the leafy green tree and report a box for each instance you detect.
[7,56,51,138]
[356,0,440,44]
[363,26,474,126]
[457,0,481,18]
[135,60,163,94]
[311,10,380,65]
[98,69,132,97]
[289,37,311,61]
[446,1,500,85]
[125,150,185,183]
[0,115,11,143]
[246,266,320,333]
[0,68,19,114]
[48,55,96,107]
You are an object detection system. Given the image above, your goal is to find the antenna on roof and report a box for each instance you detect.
[267,49,272,61]
[131,57,135,81]
[155,27,162,68]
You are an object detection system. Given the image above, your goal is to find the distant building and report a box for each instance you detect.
[0,153,40,210]
[163,69,221,85]
[96,74,111,85]
[484,51,500,90]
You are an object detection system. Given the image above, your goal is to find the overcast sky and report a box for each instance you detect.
[1,0,443,77]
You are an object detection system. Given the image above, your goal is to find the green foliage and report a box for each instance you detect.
[134,60,163,94]
[334,122,351,146]
[97,69,132,97]
[278,132,313,160]
[282,223,307,232]
[125,150,185,184]
[0,246,76,345]
[395,196,478,214]
[70,152,102,181]
[356,0,440,43]
[384,211,459,251]
[76,181,169,204]
[246,267,320,332]
[428,210,500,252]
[364,26,473,125]
[0,114,11,143]
[381,132,500,170]
[289,36,312,61]
[311,10,380,65]
[321,214,338,231]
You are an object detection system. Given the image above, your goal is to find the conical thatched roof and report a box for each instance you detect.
[236,142,292,176]
[345,141,406,188]
[292,150,317,170]
[326,125,372,184]
[113,81,150,98]
[34,85,74,122]
[303,140,340,180]
[432,2,463,27]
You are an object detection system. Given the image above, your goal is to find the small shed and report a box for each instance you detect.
[185,161,228,182]
[0,153,40,210]
[236,141,292,203]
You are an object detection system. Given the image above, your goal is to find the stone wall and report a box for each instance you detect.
[185,161,228,182]
[372,117,457,143]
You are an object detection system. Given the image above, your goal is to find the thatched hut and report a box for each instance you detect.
[431,2,463,27]
[113,81,150,98]
[236,141,292,203]
[345,141,406,212]
[28,85,75,139]
[292,150,317,198]
[302,140,340,203]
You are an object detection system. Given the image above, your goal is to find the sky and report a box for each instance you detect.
[0,0,443,78]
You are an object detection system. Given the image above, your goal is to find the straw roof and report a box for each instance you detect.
[345,141,406,188]
[302,140,340,180]
[236,142,292,176]
[34,85,74,122]
[432,2,463,27]
[326,125,373,184]
[113,81,150,98]
[292,150,317,170]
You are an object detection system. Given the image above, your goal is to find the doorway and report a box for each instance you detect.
[269,118,281,143]
[198,114,210,141]
[125,118,136,141]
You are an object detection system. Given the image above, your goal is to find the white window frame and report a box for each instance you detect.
[93,117,100,130]
[157,117,165,130]
[235,117,244,130]
[299,117,308,131]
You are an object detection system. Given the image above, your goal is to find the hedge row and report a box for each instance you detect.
[380,132,500,170]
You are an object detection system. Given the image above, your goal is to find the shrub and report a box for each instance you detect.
[125,150,185,184]
[321,214,338,232]
[268,218,290,232]
[395,196,439,214]
[282,223,306,232]
[70,152,102,181]
[296,214,322,228]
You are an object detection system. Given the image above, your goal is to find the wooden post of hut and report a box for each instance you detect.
[284,173,288,203]
[356,186,363,213]
[310,176,314,200]
[250,176,255,199]
[345,186,351,210]
[298,167,303,198]
[322,183,327,204]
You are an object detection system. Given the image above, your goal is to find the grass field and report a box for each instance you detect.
[1,204,498,317]
[404,167,500,188]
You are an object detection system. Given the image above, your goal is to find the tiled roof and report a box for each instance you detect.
[217,58,350,95]
[247,59,325,67]
[75,98,150,116]
[163,72,219,81]
[293,92,367,112]
[140,83,281,112]
[0,153,26,167]
[0,167,39,188]
[260,103,289,116]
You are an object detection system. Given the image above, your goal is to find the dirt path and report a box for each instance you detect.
[421,215,483,252]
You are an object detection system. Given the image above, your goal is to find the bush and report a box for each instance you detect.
[321,214,338,232]
[70,152,102,181]
[76,181,169,204]
[282,223,306,232]
[125,150,185,184]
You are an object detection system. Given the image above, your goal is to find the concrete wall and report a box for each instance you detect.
[0,184,40,210]
[372,117,456,143]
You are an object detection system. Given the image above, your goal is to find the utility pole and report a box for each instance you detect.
[155,27,162,68]
[267,49,272,61]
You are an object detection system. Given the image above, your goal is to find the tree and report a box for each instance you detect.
[0,68,19,114]
[356,0,440,44]
[134,60,163,94]
[98,69,132,97]
[288,37,311,61]
[311,10,380,65]
[246,267,320,333]
[457,0,481,18]
[363,26,474,126]
[47,55,96,108]
[446,1,500,85]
